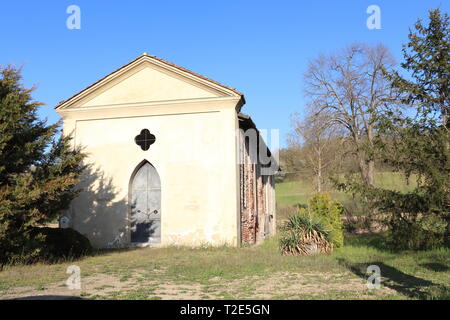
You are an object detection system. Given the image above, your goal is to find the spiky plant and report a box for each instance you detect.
[279,213,334,255]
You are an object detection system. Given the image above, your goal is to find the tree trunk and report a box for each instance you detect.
[367,159,375,186]
[366,124,375,187]
[317,166,322,192]
[317,148,322,192]
[358,152,375,188]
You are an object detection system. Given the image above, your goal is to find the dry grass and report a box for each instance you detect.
[0,234,448,300]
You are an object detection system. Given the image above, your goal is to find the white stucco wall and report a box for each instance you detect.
[61,101,241,248]
[57,55,243,248]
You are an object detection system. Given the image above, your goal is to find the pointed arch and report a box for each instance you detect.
[128,160,161,244]
[129,159,160,187]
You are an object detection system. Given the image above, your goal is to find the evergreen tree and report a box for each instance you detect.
[391,8,449,128]
[349,9,450,249]
[0,65,85,263]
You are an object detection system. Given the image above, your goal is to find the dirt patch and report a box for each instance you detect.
[0,270,397,300]
[0,273,132,300]
[207,271,396,299]
[154,283,204,300]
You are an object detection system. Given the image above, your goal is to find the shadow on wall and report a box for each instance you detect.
[67,164,129,249]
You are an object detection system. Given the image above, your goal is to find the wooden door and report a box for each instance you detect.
[130,162,161,243]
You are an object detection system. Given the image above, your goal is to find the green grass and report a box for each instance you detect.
[276,172,417,208]
[276,179,355,208]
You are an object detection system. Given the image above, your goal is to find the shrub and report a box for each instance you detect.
[279,213,333,255]
[388,214,448,250]
[300,193,345,248]
[0,66,85,265]
[5,227,93,265]
[341,197,375,233]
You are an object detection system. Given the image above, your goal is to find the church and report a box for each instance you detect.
[56,53,277,248]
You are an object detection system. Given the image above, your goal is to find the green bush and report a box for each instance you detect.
[31,227,93,261]
[5,227,93,265]
[299,193,345,248]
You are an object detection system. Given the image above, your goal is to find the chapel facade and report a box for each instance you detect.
[56,53,276,248]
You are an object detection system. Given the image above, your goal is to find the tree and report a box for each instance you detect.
[347,9,449,249]
[390,8,449,129]
[289,110,345,192]
[304,43,398,187]
[0,65,85,264]
[277,147,303,182]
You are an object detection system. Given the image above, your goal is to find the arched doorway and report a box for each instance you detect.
[129,161,161,243]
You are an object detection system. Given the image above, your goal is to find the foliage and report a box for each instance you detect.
[6,227,93,264]
[277,147,304,182]
[340,9,450,250]
[340,196,376,233]
[0,65,86,265]
[279,212,333,255]
[278,194,344,256]
[30,227,92,261]
[300,193,345,247]
[388,213,447,250]
[389,8,450,128]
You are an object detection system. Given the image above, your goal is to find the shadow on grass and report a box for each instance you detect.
[0,246,144,271]
[56,246,145,264]
[344,232,392,251]
[338,259,450,299]
[420,263,449,272]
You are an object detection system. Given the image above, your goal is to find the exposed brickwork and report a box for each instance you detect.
[238,123,276,246]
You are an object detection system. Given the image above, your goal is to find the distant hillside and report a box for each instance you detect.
[276,172,417,207]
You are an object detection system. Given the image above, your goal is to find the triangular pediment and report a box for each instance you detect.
[56,54,243,110]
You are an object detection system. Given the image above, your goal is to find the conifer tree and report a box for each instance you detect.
[0,65,85,263]
[351,9,450,249]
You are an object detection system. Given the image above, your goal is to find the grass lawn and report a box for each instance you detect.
[0,173,447,300]
[0,233,448,300]
[276,172,417,208]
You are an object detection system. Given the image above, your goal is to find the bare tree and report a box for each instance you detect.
[304,43,397,187]
[289,110,345,192]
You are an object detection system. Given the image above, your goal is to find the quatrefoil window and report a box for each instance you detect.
[135,129,156,151]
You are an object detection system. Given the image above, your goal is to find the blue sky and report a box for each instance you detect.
[1,0,448,147]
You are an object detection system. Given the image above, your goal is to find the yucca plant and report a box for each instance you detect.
[279,213,333,255]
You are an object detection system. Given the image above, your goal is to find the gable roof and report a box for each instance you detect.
[55,53,245,110]
[238,113,279,172]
